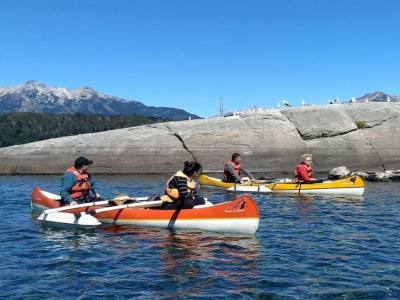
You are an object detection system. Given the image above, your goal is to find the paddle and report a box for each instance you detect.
[39,195,149,215]
[37,200,164,226]
[241,177,293,185]
[229,184,272,192]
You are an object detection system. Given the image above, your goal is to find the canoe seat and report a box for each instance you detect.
[194,200,213,209]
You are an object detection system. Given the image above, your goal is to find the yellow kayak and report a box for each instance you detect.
[199,174,237,188]
[199,174,268,188]
[228,176,365,196]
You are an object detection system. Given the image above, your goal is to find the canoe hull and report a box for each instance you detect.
[31,188,259,234]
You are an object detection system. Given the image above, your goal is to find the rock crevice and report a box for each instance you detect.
[0,102,398,174]
[165,125,199,162]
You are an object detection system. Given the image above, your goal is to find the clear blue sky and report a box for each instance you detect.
[1,0,399,117]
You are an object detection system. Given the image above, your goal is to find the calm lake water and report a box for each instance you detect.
[0,175,399,299]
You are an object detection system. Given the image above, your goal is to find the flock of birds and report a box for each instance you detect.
[221,95,394,117]
[277,96,392,108]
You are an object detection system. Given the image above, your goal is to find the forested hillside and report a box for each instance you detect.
[0,112,161,147]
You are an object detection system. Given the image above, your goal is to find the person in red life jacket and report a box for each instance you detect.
[161,161,206,210]
[223,153,255,183]
[294,154,318,183]
[60,156,98,206]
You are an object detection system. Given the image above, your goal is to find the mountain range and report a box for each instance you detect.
[0,81,200,120]
[356,91,400,103]
[0,81,398,120]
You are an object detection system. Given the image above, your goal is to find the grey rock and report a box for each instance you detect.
[339,102,400,128]
[374,171,393,182]
[350,171,371,180]
[0,102,399,174]
[282,105,357,140]
[351,169,400,182]
[328,166,351,179]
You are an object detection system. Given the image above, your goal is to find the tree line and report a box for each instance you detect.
[0,112,162,147]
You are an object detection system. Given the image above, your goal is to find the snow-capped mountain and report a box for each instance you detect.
[356,91,400,103]
[0,81,200,120]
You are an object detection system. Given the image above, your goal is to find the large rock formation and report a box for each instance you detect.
[0,102,399,174]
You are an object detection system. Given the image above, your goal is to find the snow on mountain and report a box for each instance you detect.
[0,81,200,120]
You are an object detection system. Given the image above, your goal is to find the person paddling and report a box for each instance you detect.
[294,154,318,183]
[161,161,206,209]
[60,156,98,206]
[223,153,255,183]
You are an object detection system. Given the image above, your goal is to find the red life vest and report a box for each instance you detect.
[294,163,313,182]
[66,167,91,199]
[223,160,241,181]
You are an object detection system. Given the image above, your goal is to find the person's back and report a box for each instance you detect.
[162,161,205,209]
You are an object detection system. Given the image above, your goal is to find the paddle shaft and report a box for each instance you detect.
[43,196,149,214]
[86,200,164,215]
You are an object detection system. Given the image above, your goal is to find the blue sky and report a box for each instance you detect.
[1,0,399,117]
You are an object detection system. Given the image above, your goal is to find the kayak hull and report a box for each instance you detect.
[229,176,365,196]
[31,188,260,234]
[199,174,236,188]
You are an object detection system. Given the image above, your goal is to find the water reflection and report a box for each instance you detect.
[99,225,262,296]
[41,226,101,251]
[4,175,400,298]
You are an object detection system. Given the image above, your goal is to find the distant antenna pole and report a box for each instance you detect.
[219,96,224,117]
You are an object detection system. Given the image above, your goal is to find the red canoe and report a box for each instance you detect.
[31,188,260,234]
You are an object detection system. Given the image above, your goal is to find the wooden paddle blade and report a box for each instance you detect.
[37,212,101,226]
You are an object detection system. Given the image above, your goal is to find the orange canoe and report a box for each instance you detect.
[31,188,259,234]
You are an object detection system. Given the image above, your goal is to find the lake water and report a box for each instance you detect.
[0,175,399,299]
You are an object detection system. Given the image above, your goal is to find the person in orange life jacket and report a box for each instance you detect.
[60,156,97,206]
[294,154,318,183]
[161,161,206,210]
[223,153,255,183]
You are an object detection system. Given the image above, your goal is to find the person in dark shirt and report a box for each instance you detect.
[161,161,205,209]
[223,153,255,183]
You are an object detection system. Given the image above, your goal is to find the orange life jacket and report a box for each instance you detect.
[163,171,197,203]
[66,167,91,199]
[294,163,313,182]
[223,160,241,181]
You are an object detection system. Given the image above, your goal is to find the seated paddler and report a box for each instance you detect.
[223,153,255,184]
[294,153,318,183]
[60,156,98,206]
[161,161,206,209]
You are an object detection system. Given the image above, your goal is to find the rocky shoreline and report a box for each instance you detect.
[351,170,400,182]
[0,102,399,175]
[328,166,400,182]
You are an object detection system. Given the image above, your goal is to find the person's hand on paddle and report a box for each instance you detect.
[70,201,78,206]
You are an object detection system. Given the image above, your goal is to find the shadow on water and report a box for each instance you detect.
[1,175,400,299]
[100,226,262,298]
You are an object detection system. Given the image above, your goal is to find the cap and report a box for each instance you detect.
[74,156,93,168]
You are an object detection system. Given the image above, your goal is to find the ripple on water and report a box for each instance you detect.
[0,175,399,299]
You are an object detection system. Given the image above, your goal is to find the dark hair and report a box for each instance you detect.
[183,161,202,176]
[231,153,241,161]
[74,156,93,169]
